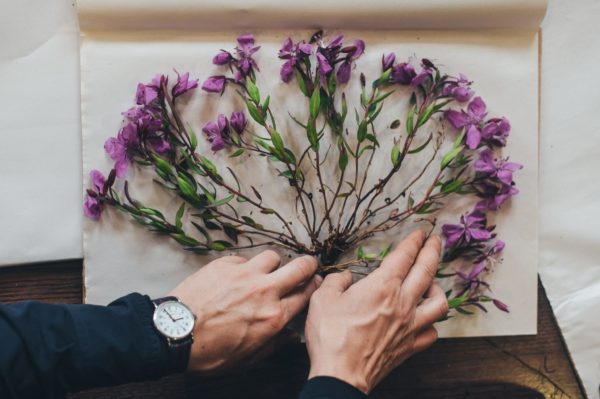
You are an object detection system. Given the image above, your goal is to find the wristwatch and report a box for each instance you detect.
[151,296,195,369]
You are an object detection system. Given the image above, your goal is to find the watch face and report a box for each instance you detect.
[153,301,195,340]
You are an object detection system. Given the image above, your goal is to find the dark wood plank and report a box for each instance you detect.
[0,261,586,399]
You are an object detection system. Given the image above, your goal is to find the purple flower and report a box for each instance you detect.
[278,38,312,83]
[83,169,108,220]
[104,122,139,177]
[202,75,226,94]
[411,63,433,87]
[234,34,261,77]
[444,96,488,149]
[83,195,103,220]
[480,117,511,147]
[316,53,333,76]
[135,74,166,106]
[382,52,396,71]
[457,260,487,283]
[492,298,509,313]
[172,71,198,98]
[476,184,520,211]
[442,208,492,248]
[391,62,416,85]
[336,39,365,84]
[90,169,106,193]
[230,111,246,134]
[474,149,523,185]
[213,51,233,65]
[202,114,230,151]
[443,74,474,102]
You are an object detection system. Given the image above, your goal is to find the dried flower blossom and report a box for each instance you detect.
[172,70,198,98]
[337,39,365,84]
[104,123,139,177]
[213,51,233,65]
[474,149,523,185]
[278,38,312,83]
[234,34,261,78]
[202,75,227,94]
[391,62,416,85]
[382,52,396,71]
[83,170,106,220]
[230,111,247,135]
[203,114,230,151]
[410,60,434,87]
[135,74,166,106]
[442,208,492,249]
[443,74,474,102]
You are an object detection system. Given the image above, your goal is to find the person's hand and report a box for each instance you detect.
[169,250,321,374]
[304,230,448,394]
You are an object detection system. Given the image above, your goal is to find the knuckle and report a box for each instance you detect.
[438,297,449,315]
[262,249,281,263]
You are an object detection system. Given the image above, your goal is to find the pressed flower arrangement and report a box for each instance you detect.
[84,31,521,317]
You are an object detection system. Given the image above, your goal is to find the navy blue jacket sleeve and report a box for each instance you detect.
[0,293,182,399]
[299,376,367,399]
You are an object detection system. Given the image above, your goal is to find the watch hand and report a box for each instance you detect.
[164,309,176,322]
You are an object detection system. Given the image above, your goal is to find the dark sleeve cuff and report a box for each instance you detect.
[67,292,182,391]
[299,376,367,399]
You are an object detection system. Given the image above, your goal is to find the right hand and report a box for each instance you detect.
[169,250,321,374]
[304,230,448,394]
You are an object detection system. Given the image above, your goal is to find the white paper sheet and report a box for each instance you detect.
[0,0,83,266]
[79,0,541,338]
[540,1,600,397]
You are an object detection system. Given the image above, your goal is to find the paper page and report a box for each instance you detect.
[540,0,600,397]
[0,0,83,266]
[80,22,539,337]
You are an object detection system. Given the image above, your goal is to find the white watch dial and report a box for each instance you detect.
[153,301,195,340]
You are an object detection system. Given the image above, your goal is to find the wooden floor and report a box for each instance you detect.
[0,260,586,399]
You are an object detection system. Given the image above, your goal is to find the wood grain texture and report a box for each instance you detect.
[0,261,586,399]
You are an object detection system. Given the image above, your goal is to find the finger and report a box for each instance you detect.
[280,274,323,321]
[412,326,438,354]
[370,230,425,281]
[318,271,353,294]
[413,283,449,329]
[402,235,442,302]
[248,250,281,273]
[221,255,247,264]
[268,255,318,296]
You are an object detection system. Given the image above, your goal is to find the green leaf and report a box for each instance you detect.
[199,156,218,176]
[246,101,265,125]
[408,133,433,154]
[246,79,260,104]
[210,194,234,207]
[391,145,401,167]
[175,203,185,230]
[209,241,227,251]
[338,146,348,171]
[357,245,365,260]
[294,69,308,96]
[260,208,276,214]
[416,102,436,128]
[242,216,257,226]
[440,146,464,169]
[390,119,401,129]
[379,243,392,258]
[406,104,416,136]
[152,155,173,177]
[177,177,196,198]
[270,129,285,154]
[229,148,244,158]
[310,87,321,118]
[357,120,368,142]
[171,234,199,247]
[454,128,466,148]
[262,95,270,113]
[341,93,348,121]
[448,293,469,309]
[441,179,464,194]
[190,130,198,151]
[307,121,319,150]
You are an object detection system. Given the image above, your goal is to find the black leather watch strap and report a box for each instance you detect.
[151,296,193,372]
